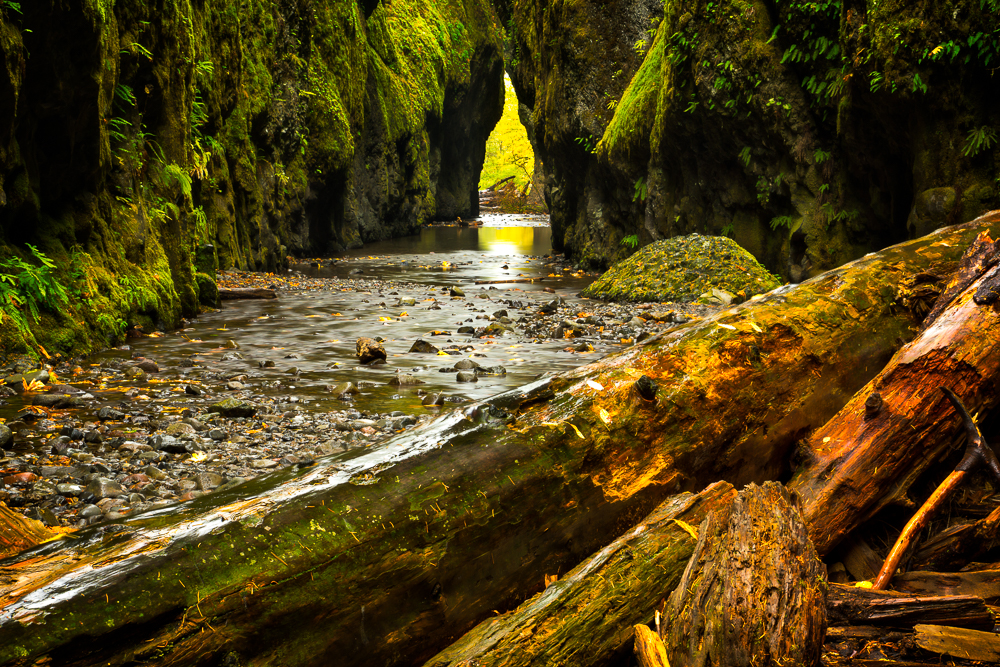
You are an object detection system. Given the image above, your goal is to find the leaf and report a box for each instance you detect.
[672,519,699,540]
[567,423,585,439]
[854,580,873,589]
[750,322,763,333]
[599,408,612,425]
[718,323,737,330]
[586,380,604,391]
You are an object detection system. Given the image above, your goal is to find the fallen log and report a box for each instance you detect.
[894,569,1000,603]
[0,217,997,667]
[826,583,992,629]
[661,482,826,667]
[911,503,1000,571]
[423,482,736,667]
[633,625,669,667]
[790,223,1000,556]
[218,286,277,299]
[914,624,1000,661]
[0,503,60,559]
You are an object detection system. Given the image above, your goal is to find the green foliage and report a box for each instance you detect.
[963,125,997,157]
[574,134,597,154]
[814,148,831,164]
[739,146,751,166]
[633,177,647,202]
[1,1,21,14]
[479,75,535,190]
[769,215,796,231]
[0,245,69,328]
[620,234,639,249]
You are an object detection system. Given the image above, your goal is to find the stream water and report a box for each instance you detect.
[75,214,612,418]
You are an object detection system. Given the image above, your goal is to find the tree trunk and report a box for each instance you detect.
[661,482,827,667]
[790,224,1000,557]
[826,583,992,629]
[0,217,997,667]
[423,482,736,667]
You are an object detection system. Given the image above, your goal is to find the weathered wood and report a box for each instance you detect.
[662,482,826,667]
[827,583,992,629]
[791,222,1000,556]
[894,569,1000,603]
[839,536,885,582]
[0,503,59,559]
[914,624,1000,661]
[633,625,669,667]
[912,503,1000,571]
[217,286,277,299]
[0,218,997,667]
[423,482,736,667]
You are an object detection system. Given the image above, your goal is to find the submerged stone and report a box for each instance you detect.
[580,235,780,304]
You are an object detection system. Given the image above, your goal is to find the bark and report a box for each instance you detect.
[423,482,736,667]
[0,503,59,559]
[893,569,1000,603]
[911,504,1000,571]
[914,624,1000,661]
[661,482,827,667]
[633,625,670,667]
[217,287,277,299]
[790,222,1000,556]
[826,583,992,629]
[0,217,997,667]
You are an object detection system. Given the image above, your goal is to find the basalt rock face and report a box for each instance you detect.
[504,0,1000,277]
[0,0,502,357]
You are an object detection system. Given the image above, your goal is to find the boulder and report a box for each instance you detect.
[357,337,387,364]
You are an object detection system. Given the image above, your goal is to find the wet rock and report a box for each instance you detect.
[97,406,127,421]
[134,359,160,373]
[224,340,240,349]
[0,424,11,448]
[258,360,276,368]
[388,374,425,387]
[122,473,150,486]
[41,465,77,478]
[86,478,124,499]
[475,365,507,377]
[195,473,224,491]
[56,483,84,497]
[143,465,168,481]
[33,394,84,409]
[250,459,279,469]
[478,322,509,337]
[457,326,475,334]
[329,382,359,399]
[538,298,561,314]
[449,286,465,297]
[456,371,478,383]
[356,337,387,364]
[27,506,60,527]
[634,374,659,401]
[421,393,445,406]
[185,384,203,395]
[208,398,258,419]
[3,472,38,485]
[398,298,416,307]
[409,339,439,354]
[208,428,227,441]
[165,422,196,437]
[221,351,244,361]
[123,366,146,379]
[79,504,102,518]
[227,380,246,390]
[453,359,480,370]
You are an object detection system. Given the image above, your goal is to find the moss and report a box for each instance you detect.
[581,234,780,303]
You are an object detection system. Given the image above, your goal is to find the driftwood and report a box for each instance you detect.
[914,624,1000,661]
[661,482,826,667]
[791,225,1000,556]
[217,286,277,300]
[423,482,736,667]
[826,583,992,629]
[0,218,997,666]
[894,569,1000,603]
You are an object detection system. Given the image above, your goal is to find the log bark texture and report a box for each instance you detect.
[0,217,997,667]
[914,624,1000,661]
[423,482,736,667]
[894,569,1000,603]
[661,482,827,667]
[633,625,670,667]
[0,503,60,559]
[827,583,992,629]
[790,221,1000,555]
[911,504,1000,571]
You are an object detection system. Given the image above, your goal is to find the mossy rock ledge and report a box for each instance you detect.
[580,235,780,304]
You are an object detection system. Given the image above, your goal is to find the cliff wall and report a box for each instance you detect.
[0,0,503,357]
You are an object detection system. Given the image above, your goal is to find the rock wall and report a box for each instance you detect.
[0,0,503,357]
[503,0,1000,276]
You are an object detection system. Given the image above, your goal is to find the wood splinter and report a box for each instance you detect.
[873,388,1000,589]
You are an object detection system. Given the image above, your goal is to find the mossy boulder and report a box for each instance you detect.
[581,235,780,304]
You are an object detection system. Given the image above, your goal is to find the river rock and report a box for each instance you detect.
[208,398,258,418]
[32,394,83,408]
[97,406,126,421]
[123,366,145,379]
[143,465,168,481]
[195,472,224,491]
[329,382,359,399]
[478,322,509,337]
[250,459,279,469]
[221,351,244,361]
[457,325,475,334]
[453,359,480,370]
[185,384,202,395]
[208,428,227,441]
[56,483,84,496]
[134,359,159,373]
[79,504,103,518]
[475,365,507,376]
[456,371,478,383]
[449,286,465,297]
[224,339,240,349]
[409,339,439,354]
[388,374,424,387]
[0,424,11,447]
[87,478,124,499]
[356,337,387,364]
[166,422,197,437]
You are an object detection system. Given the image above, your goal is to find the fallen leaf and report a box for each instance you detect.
[854,581,873,589]
[750,322,763,333]
[599,408,612,425]
[718,323,737,330]
[586,380,604,391]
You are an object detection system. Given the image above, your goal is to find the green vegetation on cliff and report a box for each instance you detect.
[0,0,503,359]
[480,75,535,191]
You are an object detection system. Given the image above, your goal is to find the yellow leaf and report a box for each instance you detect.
[672,519,699,540]
[586,380,604,391]
[437,350,451,356]
[378,317,393,322]
[599,408,612,425]
[750,322,763,333]
[399,311,409,317]
[567,423,585,439]
[189,452,208,462]
[854,580,873,589]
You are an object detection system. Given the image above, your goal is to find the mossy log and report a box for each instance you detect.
[0,219,997,667]
[661,482,827,667]
[790,224,1000,556]
[423,482,736,667]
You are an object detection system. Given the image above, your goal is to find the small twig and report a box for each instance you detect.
[873,388,1000,589]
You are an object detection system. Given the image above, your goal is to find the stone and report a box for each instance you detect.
[0,424,10,448]
[456,371,478,383]
[185,384,203,395]
[409,339,439,354]
[84,429,103,444]
[32,394,84,409]
[195,472,224,491]
[79,504,103,518]
[221,351,244,361]
[166,422,197,437]
[226,380,246,390]
[56,483,84,496]
[208,398,258,419]
[208,428,227,441]
[478,322,509,337]
[398,297,416,306]
[356,337,387,364]
[134,359,159,373]
[475,365,507,376]
[250,459,279,469]
[449,286,465,297]
[453,359,480,370]
[97,406,126,421]
[258,360,276,368]
[86,478,125,499]
[329,382,359,399]
[143,465,168,480]
[123,366,145,379]
[224,339,240,349]
[388,374,425,387]
[457,326,475,334]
